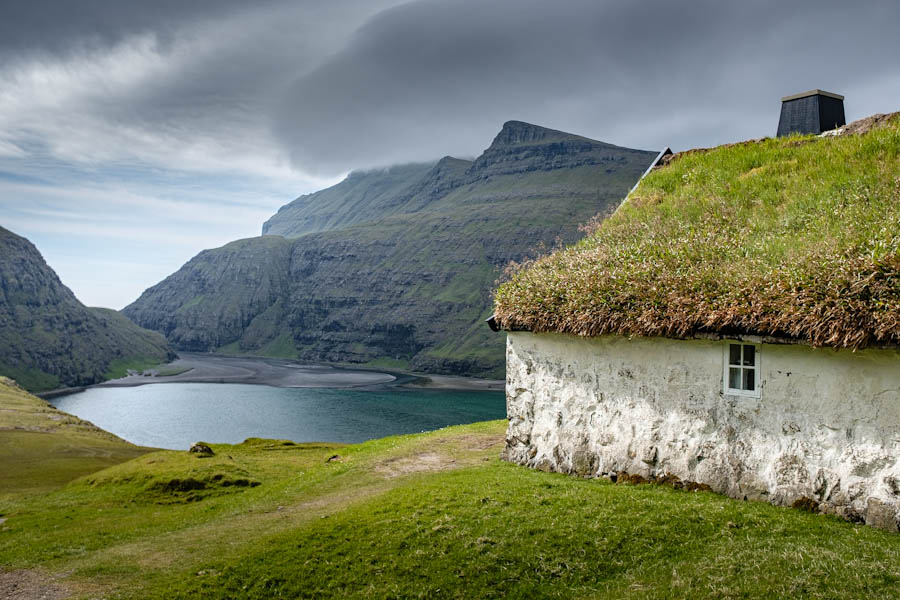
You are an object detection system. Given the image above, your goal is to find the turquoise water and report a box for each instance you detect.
[51,383,506,450]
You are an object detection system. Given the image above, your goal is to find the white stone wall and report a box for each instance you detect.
[504,332,900,530]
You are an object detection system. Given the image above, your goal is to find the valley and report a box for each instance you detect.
[123,122,657,379]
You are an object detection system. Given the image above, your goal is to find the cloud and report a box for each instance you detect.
[0,1,405,183]
[0,140,26,158]
[1,0,899,308]
[273,0,900,175]
[0,1,272,57]
[5,0,899,180]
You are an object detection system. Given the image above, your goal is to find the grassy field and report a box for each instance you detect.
[0,377,150,502]
[1,382,899,599]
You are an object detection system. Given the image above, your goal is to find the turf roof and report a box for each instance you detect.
[494,113,900,349]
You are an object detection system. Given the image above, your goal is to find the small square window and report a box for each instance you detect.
[724,342,760,397]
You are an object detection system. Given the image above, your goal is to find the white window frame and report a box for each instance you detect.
[723,341,761,398]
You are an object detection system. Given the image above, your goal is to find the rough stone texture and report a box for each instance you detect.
[189,442,214,456]
[503,332,900,530]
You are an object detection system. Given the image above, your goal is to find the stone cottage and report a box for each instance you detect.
[491,110,900,531]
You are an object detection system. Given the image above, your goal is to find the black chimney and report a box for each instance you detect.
[776,90,845,137]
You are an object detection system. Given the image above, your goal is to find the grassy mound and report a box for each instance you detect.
[83,451,261,505]
[1,420,899,599]
[495,114,900,349]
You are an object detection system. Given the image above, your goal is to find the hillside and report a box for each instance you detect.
[0,376,150,499]
[124,122,657,377]
[1,418,898,599]
[0,226,174,391]
[495,113,900,347]
[262,162,438,237]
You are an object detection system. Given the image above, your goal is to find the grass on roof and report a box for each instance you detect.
[494,115,900,348]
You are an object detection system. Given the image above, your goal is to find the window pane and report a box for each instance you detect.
[729,368,741,389]
[729,344,741,365]
[743,345,755,366]
[743,368,755,391]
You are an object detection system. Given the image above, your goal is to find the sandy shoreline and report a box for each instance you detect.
[396,374,504,392]
[39,353,504,397]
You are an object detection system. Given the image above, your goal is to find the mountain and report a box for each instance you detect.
[124,122,657,377]
[0,226,174,391]
[262,162,437,238]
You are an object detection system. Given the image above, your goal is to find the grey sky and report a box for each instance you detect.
[1,0,899,307]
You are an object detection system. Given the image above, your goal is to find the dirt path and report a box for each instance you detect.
[0,570,68,600]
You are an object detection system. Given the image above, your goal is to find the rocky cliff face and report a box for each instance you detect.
[0,227,173,391]
[122,236,293,353]
[125,122,657,377]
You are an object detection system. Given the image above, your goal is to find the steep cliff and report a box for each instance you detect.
[125,122,657,377]
[0,226,174,391]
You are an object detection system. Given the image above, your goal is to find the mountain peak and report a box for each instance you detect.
[490,121,571,146]
[468,120,649,178]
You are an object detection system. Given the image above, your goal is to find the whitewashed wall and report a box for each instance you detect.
[504,332,900,531]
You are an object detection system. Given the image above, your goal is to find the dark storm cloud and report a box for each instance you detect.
[273,0,900,174]
[2,0,899,177]
[0,0,406,176]
[3,0,899,308]
[0,1,272,56]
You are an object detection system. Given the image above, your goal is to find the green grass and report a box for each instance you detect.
[0,363,59,392]
[361,356,410,370]
[257,333,300,359]
[104,358,170,380]
[175,296,204,313]
[0,378,150,501]
[495,116,900,349]
[1,404,898,599]
[214,341,242,355]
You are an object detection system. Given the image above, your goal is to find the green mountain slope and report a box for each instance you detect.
[124,122,657,377]
[263,162,437,237]
[0,226,174,391]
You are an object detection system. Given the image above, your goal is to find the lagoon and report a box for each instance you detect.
[50,382,506,450]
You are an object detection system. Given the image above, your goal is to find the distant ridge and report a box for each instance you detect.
[125,122,657,378]
[262,162,437,238]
